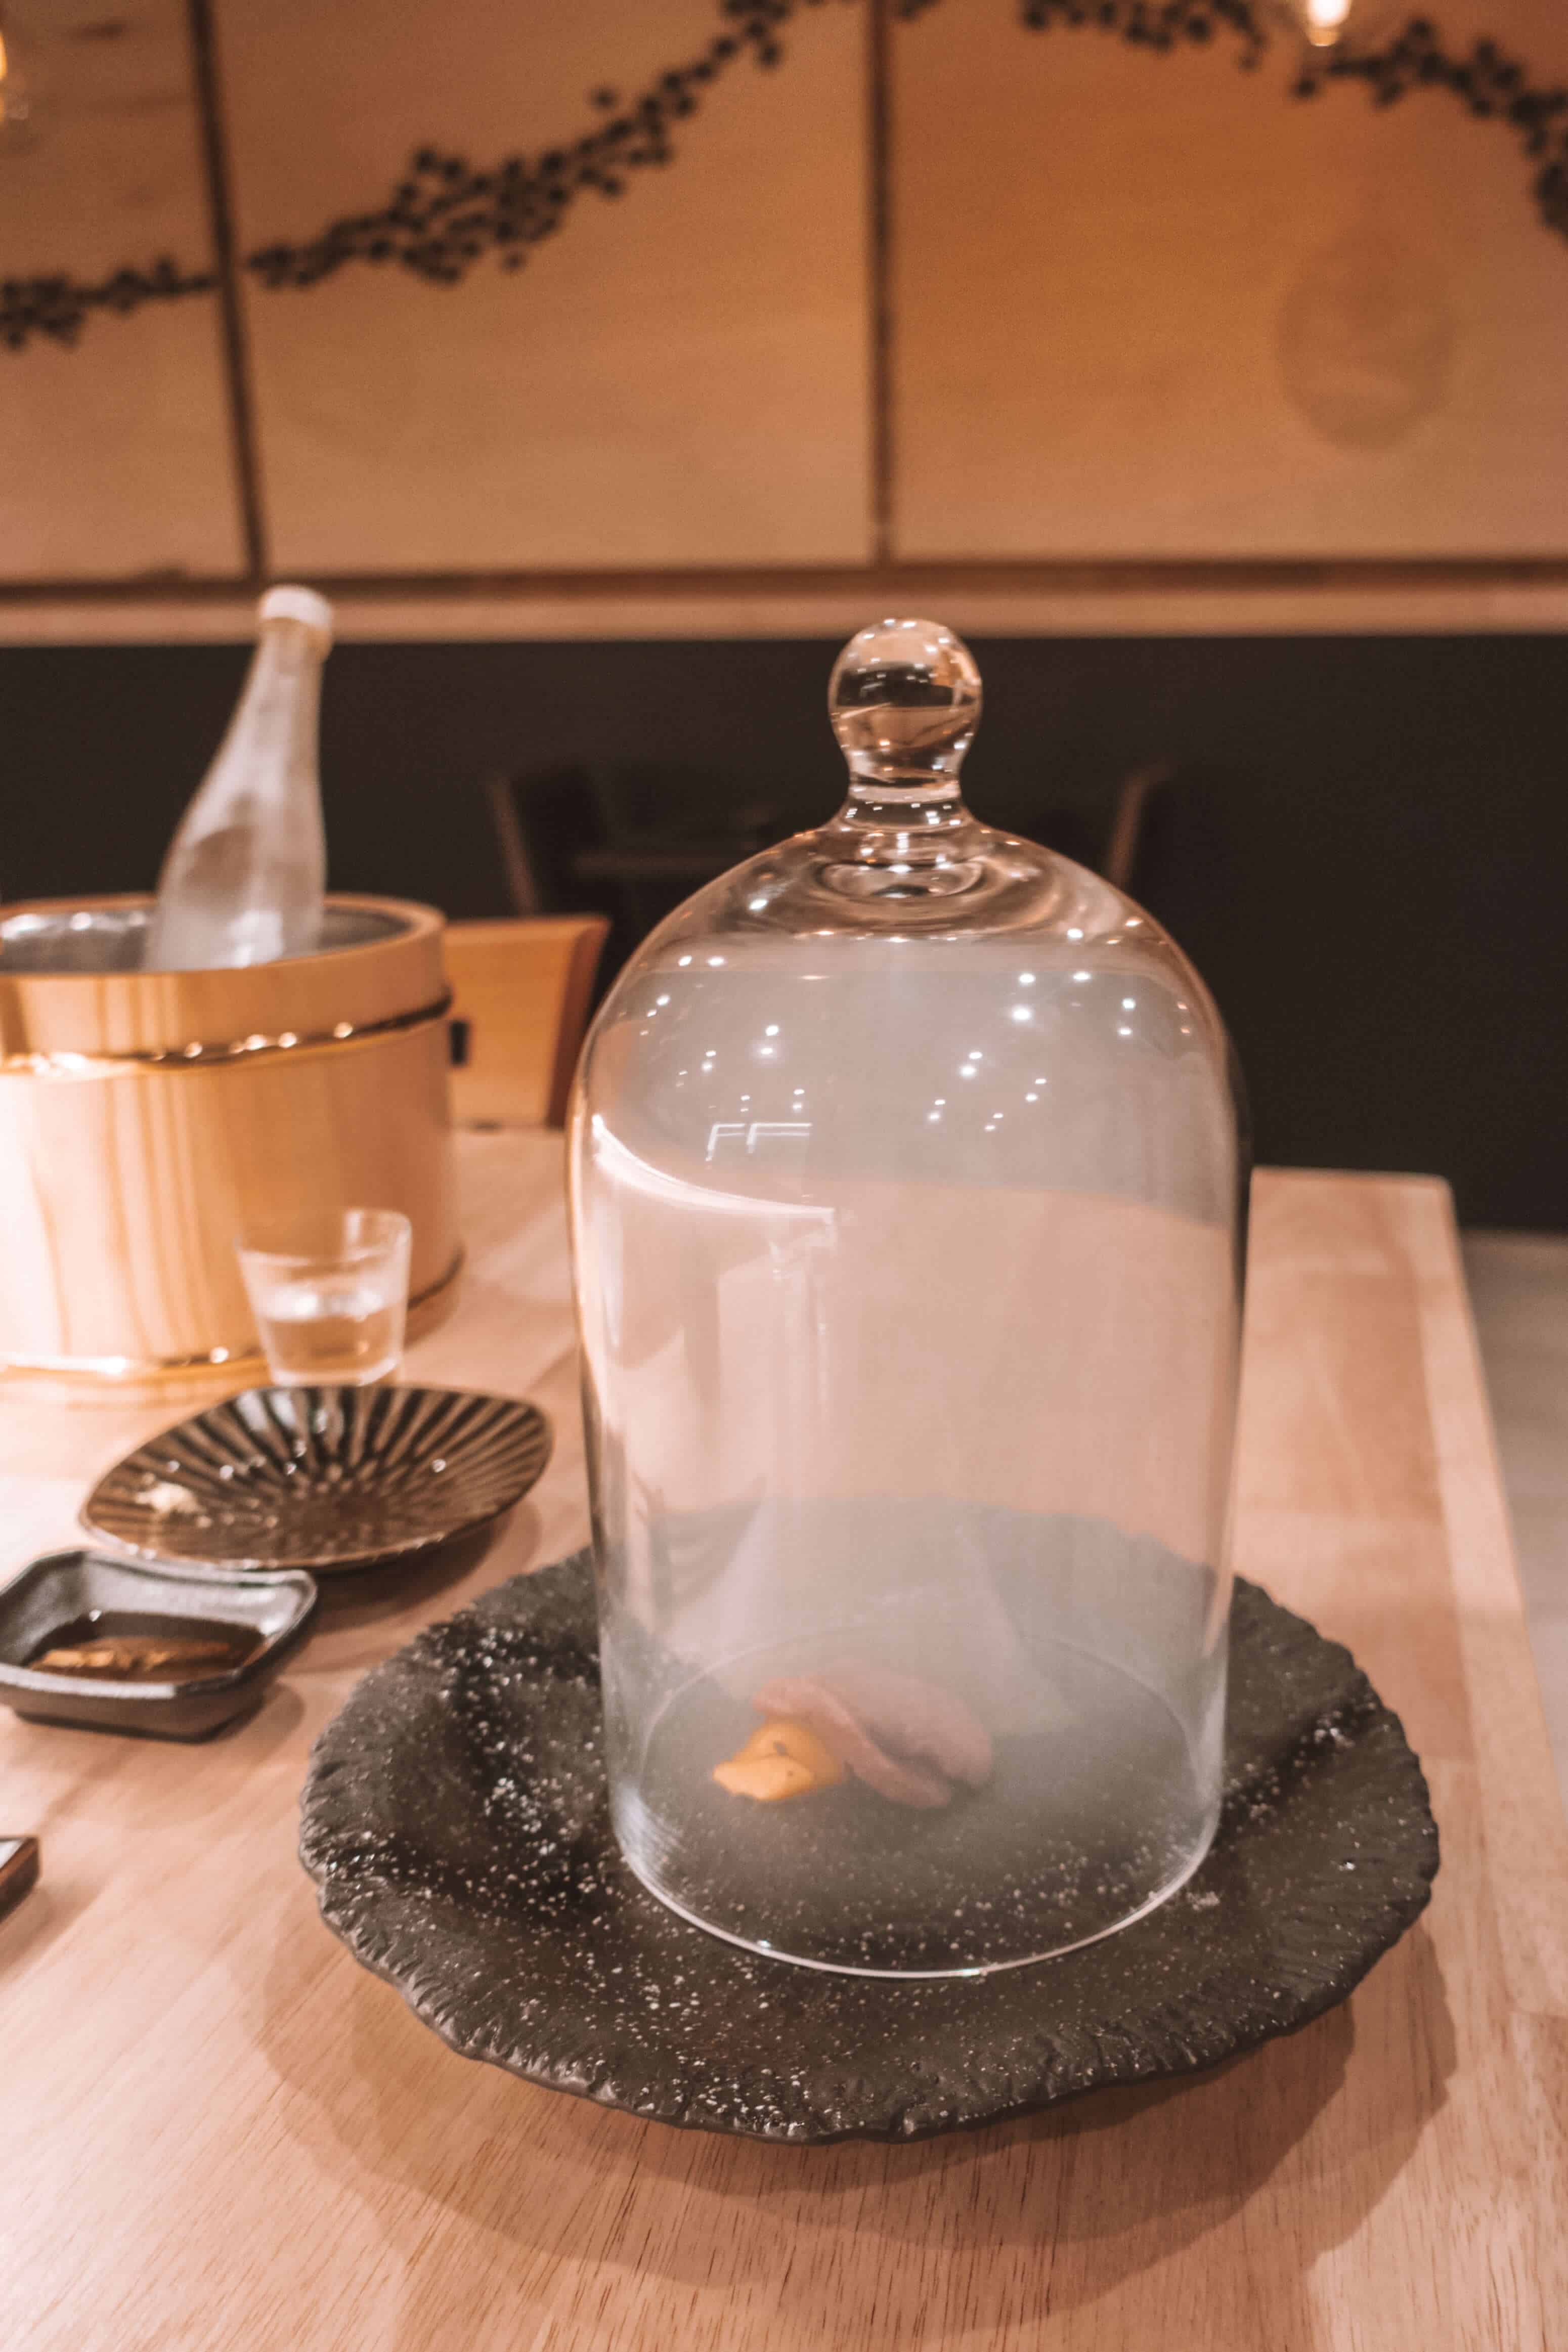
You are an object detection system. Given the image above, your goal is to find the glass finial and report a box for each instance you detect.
[829,617,981,792]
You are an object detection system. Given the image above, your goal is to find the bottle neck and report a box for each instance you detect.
[225,620,322,793]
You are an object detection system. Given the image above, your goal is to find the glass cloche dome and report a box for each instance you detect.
[569,621,1245,1977]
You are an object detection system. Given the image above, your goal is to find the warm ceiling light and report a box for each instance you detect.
[1274,0,1393,52]
[0,11,42,148]
[1302,0,1353,44]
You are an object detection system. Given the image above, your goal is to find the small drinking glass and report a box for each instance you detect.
[236,1207,412,1387]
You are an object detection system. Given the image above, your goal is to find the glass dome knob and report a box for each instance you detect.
[829,617,982,792]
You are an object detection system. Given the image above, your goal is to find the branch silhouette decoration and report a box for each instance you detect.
[1,0,1564,354]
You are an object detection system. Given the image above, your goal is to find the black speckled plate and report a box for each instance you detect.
[299,1550,1438,2143]
[83,1385,551,1575]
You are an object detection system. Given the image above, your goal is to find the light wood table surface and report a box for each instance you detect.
[3,1135,1565,2352]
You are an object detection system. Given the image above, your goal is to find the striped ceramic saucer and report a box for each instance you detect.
[82,1384,551,1574]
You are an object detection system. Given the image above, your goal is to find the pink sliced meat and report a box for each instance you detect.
[815,1664,993,1790]
[753,1676,951,1809]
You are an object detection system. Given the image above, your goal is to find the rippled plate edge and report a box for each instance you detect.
[297,1557,1441,2144]
[79,1388,553,1575]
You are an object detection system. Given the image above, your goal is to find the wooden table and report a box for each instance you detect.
[4,1137,1565,2351]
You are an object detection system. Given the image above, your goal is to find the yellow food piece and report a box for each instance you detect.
[713,1752,816,1801]
[742,1716,846,1782]
[712,1715,845,1801]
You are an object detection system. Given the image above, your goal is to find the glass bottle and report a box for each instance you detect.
[569,620,1246,1977]
[145,585,333,972]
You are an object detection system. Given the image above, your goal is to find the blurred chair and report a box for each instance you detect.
[443,914,609,1128]
[477,761,1175,1001]
[1104,763,1174,896]
[482,763,813,986]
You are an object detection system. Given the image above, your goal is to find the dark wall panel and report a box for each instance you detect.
[2,634,1563,1227]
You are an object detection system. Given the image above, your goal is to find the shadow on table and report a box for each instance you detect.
[253,1906,1454,2343]
[0,1669,312,1975]
[0,1876,95,1982]
[287,1504,543,1679]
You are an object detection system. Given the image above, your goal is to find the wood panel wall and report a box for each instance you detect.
[894,0,1568,562]
[0,0,244,580]
[220,0,871,573]
[0,0,1565,634]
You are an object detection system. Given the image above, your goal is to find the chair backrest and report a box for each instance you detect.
[443,915,609,1128]
[482,761,810,994]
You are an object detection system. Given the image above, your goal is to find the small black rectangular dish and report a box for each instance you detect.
[0,1550,317,1739]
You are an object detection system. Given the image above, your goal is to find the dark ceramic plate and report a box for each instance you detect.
[0,1549,317,1739]
[299,1548,1440,2143]
[82,1384,552,1575]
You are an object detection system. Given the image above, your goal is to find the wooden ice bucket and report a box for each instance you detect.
[0,895,458,1378]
